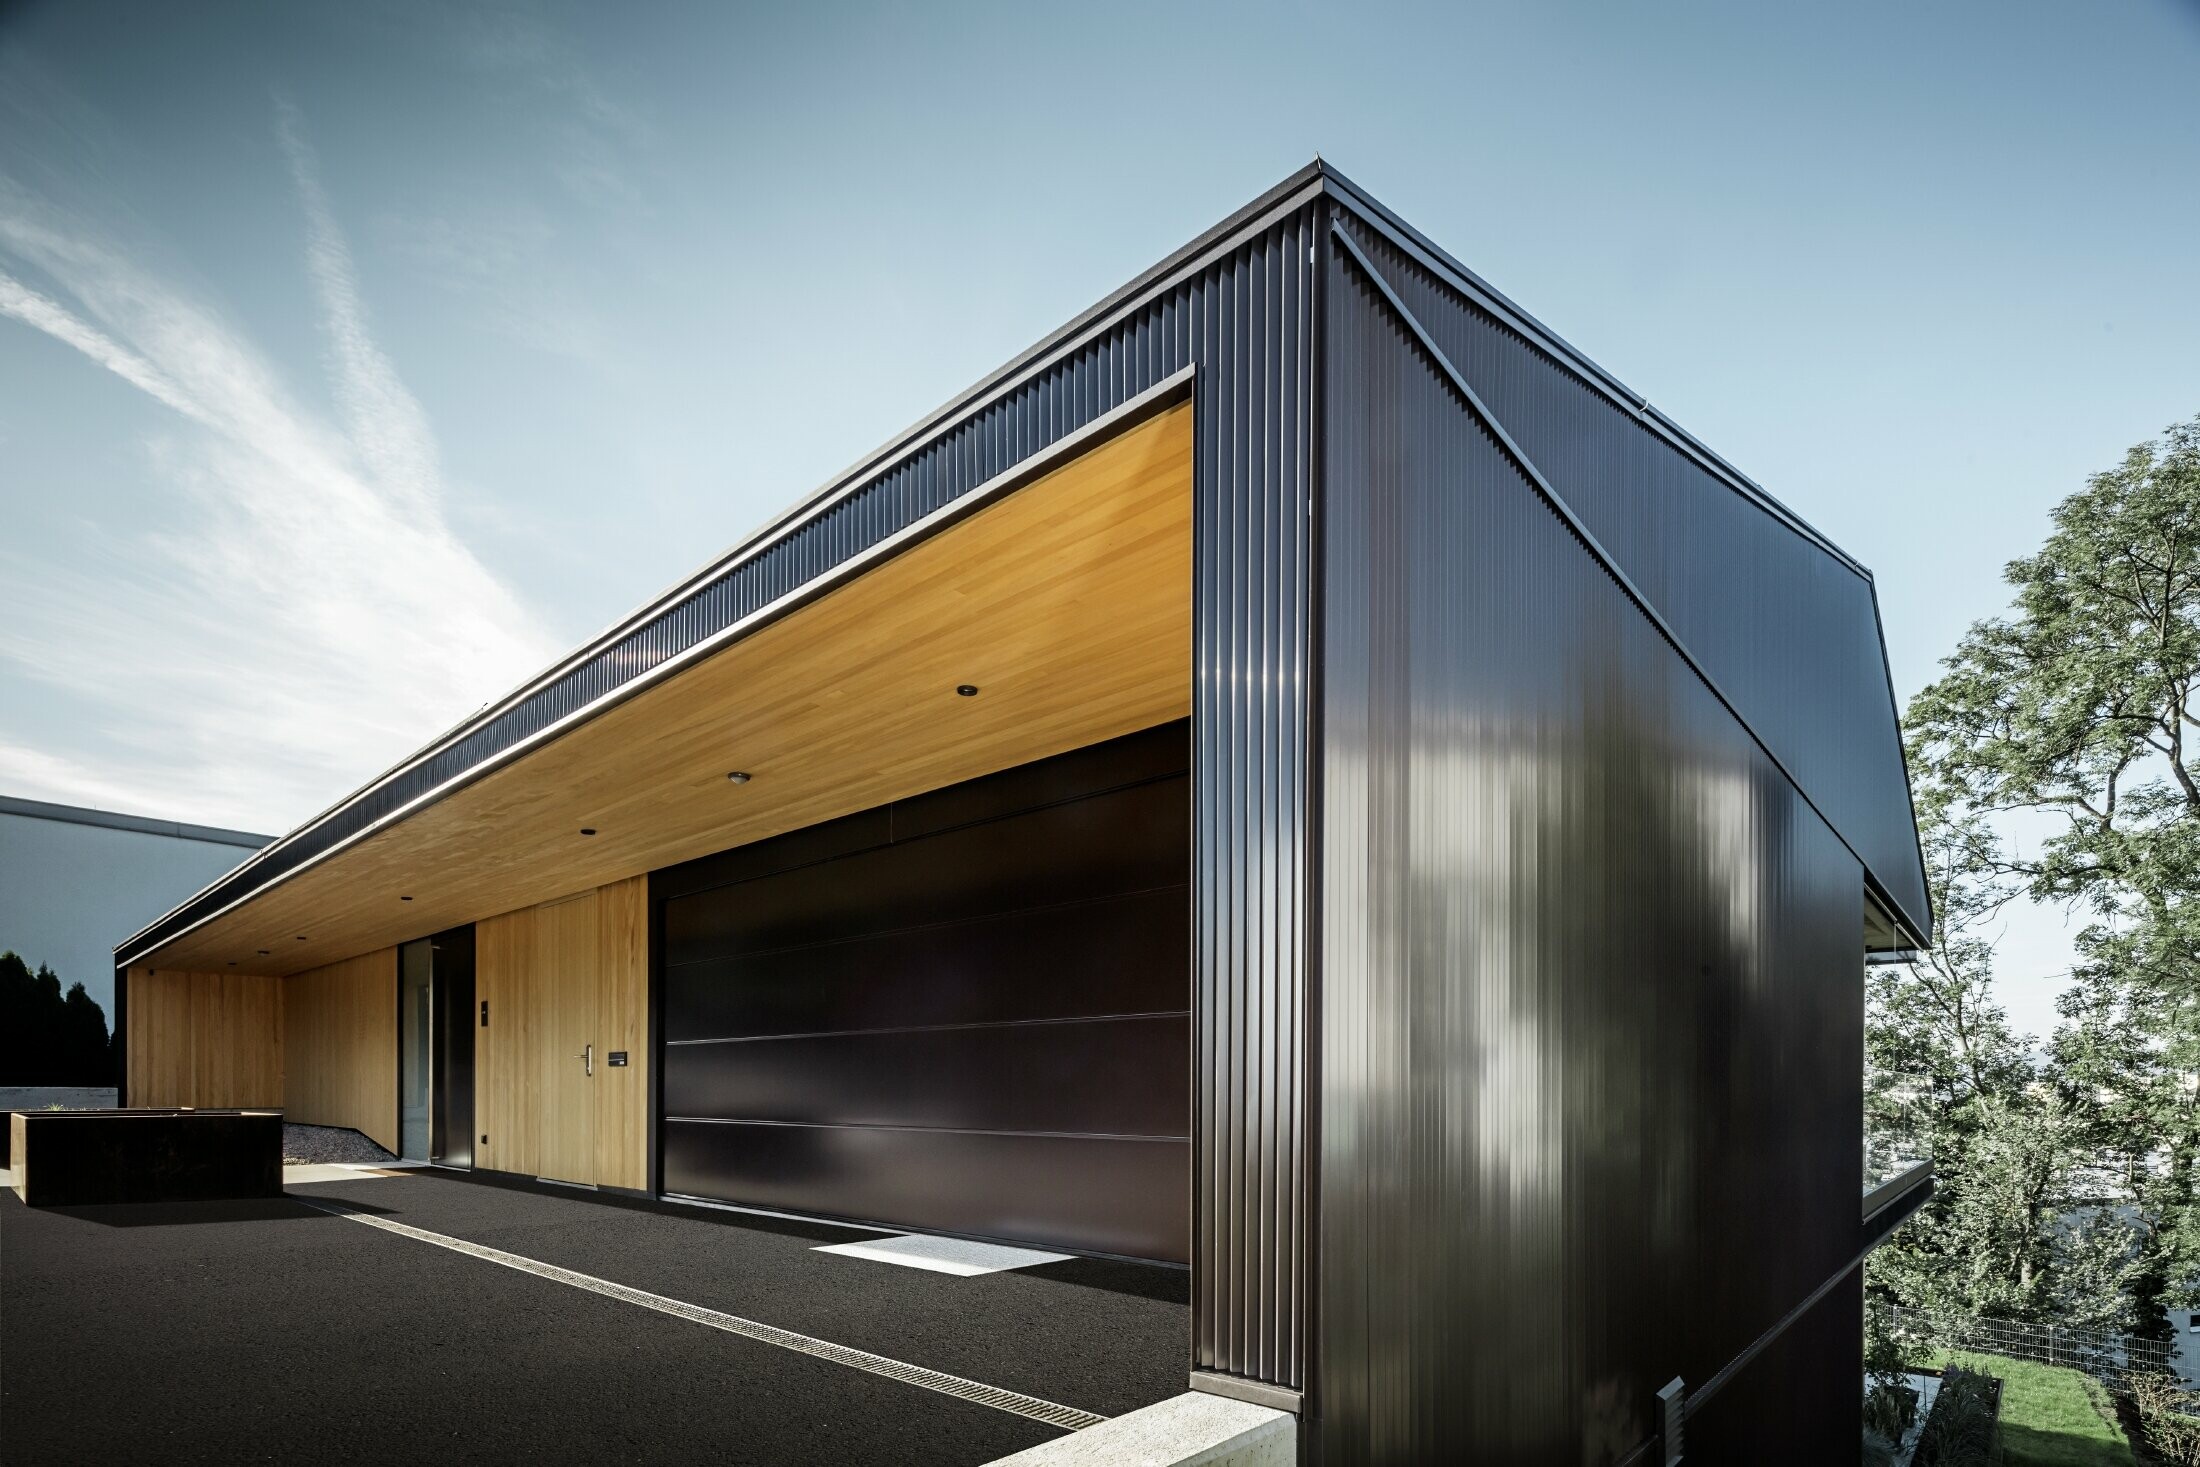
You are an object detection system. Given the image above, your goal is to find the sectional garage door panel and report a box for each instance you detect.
[661,1124,1186,1262]
[664,887,1188,1042]
[664,1014,1188,1134]
[660,778,1189,964]
[658,720,1191,1262]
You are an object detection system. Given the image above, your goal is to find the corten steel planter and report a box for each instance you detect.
[10,1108,283,1206]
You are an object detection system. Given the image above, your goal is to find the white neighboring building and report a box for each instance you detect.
[0,796,269,1022]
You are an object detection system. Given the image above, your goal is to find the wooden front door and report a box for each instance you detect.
[530,893,599,1184]
[473,880,646,1188]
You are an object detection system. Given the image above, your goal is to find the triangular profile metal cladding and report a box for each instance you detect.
[1328,215,1879,913]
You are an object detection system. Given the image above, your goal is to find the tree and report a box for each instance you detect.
[58,980,111,1085]
[1863,801,2132,1325]
[0,951,39,1082]
[1899,412,2200,1336]
[0,950,112,1086]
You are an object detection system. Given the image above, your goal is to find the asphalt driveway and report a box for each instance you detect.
[0,1169,1187,1465]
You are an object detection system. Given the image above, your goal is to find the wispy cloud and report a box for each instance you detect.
[0,270,203,423]
[275,98,441,518]
[0,105,558,832]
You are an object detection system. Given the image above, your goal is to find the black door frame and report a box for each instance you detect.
[427,925,476,1168]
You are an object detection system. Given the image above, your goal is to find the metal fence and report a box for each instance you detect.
[1873,1300,2181,1391]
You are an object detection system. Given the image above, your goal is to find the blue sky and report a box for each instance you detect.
[2,0,2196,1034]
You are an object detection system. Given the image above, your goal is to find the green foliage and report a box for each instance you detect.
[1863,812,2135,1325]
[1867,1303,1923,1449]
[0,950,113,1085]
[1915,1366,2002,1467]
[1931,1352,2134,1467]
[2126,1372,2200,1466]
[1883,414,2200,1338]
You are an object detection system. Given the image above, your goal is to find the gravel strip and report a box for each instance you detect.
[0,1087,118,1110]
[282,1123,396,1165]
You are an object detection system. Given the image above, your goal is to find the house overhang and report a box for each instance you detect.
[126,388,1193,977]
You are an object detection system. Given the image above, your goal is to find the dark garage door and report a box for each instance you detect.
[657,721,1189,1262]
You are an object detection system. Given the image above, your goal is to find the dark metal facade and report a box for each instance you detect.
[1313,212,1867,1461]
[653,723,1192,1261]
[1322,192,1930,942]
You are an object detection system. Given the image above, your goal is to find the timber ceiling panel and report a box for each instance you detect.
[149,403,1192,977]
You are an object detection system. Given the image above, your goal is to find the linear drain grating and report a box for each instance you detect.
[294,1196,1105,1432]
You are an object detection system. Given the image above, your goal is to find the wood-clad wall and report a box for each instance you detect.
[124,967,284,1107]
[131,890,640,1175]
[594,876,648,1189]
[477,901,550,1178]
[284,948,397,1154]
[476,876,648,1189]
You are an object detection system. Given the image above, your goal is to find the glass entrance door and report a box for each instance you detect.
[398,929,475,1167]
[429,926,474,1167]
[398,939,433,1161]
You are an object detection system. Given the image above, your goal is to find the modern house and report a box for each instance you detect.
[112,163,1929,1463]
[1,794,269,1025]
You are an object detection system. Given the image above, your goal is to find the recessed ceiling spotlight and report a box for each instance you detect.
[956,684,979,697]
[580,827,598,836]
[726,771,752,784]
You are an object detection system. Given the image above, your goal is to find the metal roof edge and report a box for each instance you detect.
[1,794,271,851]
[1867,578,1937,944]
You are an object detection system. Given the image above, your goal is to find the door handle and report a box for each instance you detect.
[579,1043,593,1077]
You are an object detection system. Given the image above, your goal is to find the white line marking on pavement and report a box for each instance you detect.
[292,1195,1105,1432]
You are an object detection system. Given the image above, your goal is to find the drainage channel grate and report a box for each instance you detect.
[294,1196,1106,1432]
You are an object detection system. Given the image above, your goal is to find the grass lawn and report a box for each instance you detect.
[1925,1350,2136,1467]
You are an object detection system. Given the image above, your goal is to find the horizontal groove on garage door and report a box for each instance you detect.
[663,1014,1187,1135]
[663,1118,1192,1143]
[667,1009,1191,1047]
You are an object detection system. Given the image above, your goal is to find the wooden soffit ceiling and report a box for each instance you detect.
[146,401,1193,977]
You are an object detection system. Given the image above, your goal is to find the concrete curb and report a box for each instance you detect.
[984,1391,1293,1466]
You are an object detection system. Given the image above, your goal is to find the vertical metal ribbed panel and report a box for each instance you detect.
[1190,209,1316,1391]
[1332,217,1929,942]
[1315,235,1863,1462]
